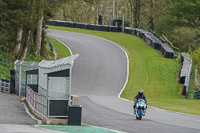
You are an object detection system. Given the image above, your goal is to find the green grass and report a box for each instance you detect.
[47,25,200,115]
[47,36,71,59]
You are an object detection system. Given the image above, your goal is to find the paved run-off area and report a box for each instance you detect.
[0,93,117,133]
[40,125,121,133]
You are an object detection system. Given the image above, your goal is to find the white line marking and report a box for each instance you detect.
[51,31,131,102]
[55,38,73,56]
[76,34,130,102]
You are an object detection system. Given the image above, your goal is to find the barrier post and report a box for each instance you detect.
[0,79,2,93]
[8,82,10,93]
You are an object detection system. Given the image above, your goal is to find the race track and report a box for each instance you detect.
[47,29,200,133]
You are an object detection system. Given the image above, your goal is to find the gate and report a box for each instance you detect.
[0,79,10,93]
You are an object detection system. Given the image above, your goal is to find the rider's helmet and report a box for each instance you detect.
[138,90,143,96]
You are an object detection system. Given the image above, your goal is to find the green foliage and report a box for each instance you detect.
[25,36,55,62]
[83,0,93,4]
[169,0,200,27]
[170,27,200,51]
[190,47,200,71]
[45,38,55,57]
[0,50,13,80]
[0,0,69,61]
[155,0,200,51]
[40,35,54,59]
[188,67,197,96]
[24,53,43,62]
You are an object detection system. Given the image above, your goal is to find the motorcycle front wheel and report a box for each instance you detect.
[139,110,142,120]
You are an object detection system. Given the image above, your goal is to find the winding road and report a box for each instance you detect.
[47,29,200,133]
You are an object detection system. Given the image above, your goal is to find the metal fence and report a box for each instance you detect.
[194,68,200,99]
[26,84,69,118]
[14,53,77,118]
[26,85,48,116]
[0,79,10,93]
[195,68,200,90]
[14,60,39,96]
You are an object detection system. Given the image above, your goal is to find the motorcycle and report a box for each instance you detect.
[135,99,147,120]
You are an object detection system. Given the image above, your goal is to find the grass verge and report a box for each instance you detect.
[47,36,71,59]
[47,25,200,115]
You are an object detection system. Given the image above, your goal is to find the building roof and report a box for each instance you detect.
[38,54,79,69]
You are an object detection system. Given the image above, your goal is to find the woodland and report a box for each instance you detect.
[0,0,199,70]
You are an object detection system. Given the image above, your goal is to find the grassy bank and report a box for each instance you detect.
[47,25,200,115]
[47,36,71,58]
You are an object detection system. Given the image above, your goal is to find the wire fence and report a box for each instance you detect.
[26,84,69,118]
[14,60,39,96]
[26,85,48,117]
[195,68,200,90]
[14,54,78,118]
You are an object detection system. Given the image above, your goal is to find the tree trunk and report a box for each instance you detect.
[94,0,97,24]
[20,30,31,61]
[129,0,140,28]
[129,0,145,28]
[35,9,43,56]
[13,24,23,56]
[149,0,155,31]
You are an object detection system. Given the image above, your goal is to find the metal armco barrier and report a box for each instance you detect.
[179,53,192,98]
[0,79,10,94]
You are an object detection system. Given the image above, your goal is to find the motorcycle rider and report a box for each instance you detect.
[133,89,147,114]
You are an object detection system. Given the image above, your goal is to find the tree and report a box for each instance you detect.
[163,0,200,51]
[190,48,200,72]
[20,30,31,61]
[0,0,11,51]
[19,0,37,60]
[35,0,45,56]
[169,0,200,27]
[129,0,146,28]
[0,0,32,57]
[35,0,69,56]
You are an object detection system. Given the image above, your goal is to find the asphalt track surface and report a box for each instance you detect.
[47,29,200,133]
